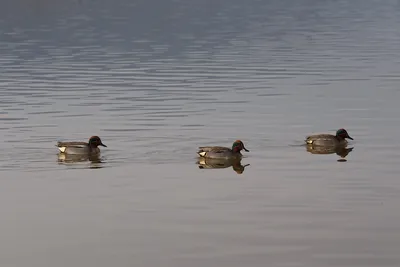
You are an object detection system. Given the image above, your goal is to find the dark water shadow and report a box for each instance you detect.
[305,145,354,162]
[196,157,250,174]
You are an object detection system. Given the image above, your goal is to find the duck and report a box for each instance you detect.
[197,140,249,159]
[305,128,353,147]
[57,136,107,155]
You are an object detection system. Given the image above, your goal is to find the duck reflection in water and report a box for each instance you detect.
[306,145,354,162]
[57,153,103,165]
[197,157,250,174]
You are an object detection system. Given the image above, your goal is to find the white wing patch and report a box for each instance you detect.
[198,151,207,157]
[58,146,67,153]
[306,139,313,144]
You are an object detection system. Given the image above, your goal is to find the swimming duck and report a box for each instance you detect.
[306,128,353,147]
[197,140,249,159]
[57,136,107,155]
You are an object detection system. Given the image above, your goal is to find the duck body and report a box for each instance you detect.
[306,134,348,147]
[57,136,107,155]
[197,146,241,159]
[306,129,353,147]
[197,140,249,159]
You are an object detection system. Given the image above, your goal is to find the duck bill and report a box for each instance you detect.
[100,143,107,147]
[347,136,354,140]
[243,147,249,152]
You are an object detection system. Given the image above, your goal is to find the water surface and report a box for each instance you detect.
[1,0,400,266]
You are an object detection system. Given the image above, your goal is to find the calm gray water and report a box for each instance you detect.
[1,0,400,266]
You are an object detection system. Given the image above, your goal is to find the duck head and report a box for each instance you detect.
[336,129,353,140]
[88,136,107,148]
[232,140,249,153]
